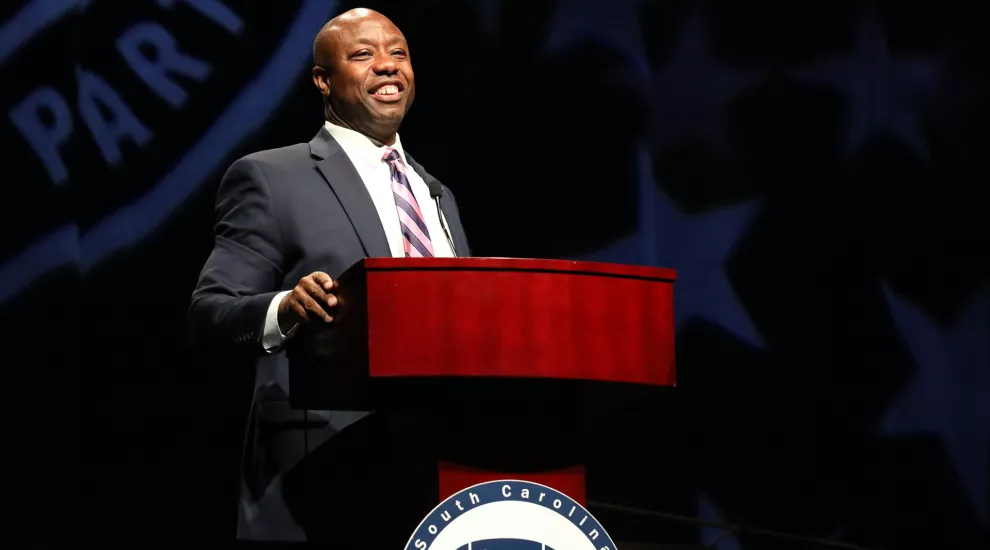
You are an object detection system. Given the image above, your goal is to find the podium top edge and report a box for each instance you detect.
[357,257,677,282]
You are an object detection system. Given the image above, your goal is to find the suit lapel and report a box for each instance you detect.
[310,128,391,257]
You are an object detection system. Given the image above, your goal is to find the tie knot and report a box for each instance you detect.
[383,148,400,164]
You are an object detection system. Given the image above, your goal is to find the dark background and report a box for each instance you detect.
[2,0,988,547]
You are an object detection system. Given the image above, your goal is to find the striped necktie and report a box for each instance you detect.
[383,147,434,257]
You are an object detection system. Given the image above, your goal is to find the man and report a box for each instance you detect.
[187,8,471,544]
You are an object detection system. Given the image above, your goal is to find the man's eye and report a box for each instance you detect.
[392,50,406,57]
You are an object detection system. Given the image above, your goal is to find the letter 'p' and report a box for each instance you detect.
[10,87,73,185]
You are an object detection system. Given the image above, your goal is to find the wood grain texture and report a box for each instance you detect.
[288,257,676,410]
[365,257,676,385]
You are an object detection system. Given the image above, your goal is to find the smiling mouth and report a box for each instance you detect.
[370,83,403,102]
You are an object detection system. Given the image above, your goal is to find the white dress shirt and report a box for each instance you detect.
[261,122,455,351]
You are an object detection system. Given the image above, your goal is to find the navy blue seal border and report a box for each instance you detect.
[405,479,616,550]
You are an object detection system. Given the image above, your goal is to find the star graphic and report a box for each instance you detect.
[472,0,500,39]
[790,11,940,160]
[698,493,743,550]
[648,8,763,156]
[542,0,651,78]
[416,0,500,39]
[880,282,990,526]
[576,145,764,347]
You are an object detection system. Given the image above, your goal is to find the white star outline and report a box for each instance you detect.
[880,282,990,526]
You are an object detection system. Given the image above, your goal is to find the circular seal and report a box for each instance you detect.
[405,479,616,550]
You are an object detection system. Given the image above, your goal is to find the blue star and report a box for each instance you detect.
[880,283,990,526]
[576,145,764,348]
[648,9,763,156]
[472,0,500,39]
[790,11,940,160]
[698,493,743,550]
[542,0,651,78]
[416,0,499,39]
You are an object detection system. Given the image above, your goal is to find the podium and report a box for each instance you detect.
[286,257,677,524]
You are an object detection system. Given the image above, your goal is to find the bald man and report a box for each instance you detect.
[188,9,471,544]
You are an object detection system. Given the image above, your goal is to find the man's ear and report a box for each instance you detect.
[312,66,330,97]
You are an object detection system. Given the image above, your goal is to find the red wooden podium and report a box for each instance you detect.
[287,257,676,507]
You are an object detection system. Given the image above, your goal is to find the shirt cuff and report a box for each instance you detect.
[262,290,298,352]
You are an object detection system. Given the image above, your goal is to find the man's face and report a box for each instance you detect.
[320,15,415,139]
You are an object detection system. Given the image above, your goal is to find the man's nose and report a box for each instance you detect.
[372,53,398,75]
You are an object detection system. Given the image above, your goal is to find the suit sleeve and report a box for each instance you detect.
[187,158,287,356]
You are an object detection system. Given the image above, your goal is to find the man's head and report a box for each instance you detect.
[312,8,414,146]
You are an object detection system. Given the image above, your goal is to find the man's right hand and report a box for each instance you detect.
[277,271,338,334]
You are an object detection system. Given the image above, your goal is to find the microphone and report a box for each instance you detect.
[429,180,458,257]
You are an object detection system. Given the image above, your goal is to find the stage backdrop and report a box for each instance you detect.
[1,0,987,548]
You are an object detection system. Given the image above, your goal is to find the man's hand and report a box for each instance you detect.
[277,271,338,334]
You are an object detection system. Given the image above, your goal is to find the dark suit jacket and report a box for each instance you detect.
[187,126,471,542]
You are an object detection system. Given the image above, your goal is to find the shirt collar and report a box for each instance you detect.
[323,121,406,168]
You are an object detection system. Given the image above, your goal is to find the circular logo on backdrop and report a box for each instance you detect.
[0,0,341,299]
[405,480,616,550]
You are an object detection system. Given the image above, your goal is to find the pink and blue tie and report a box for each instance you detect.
[383,148,434,257]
